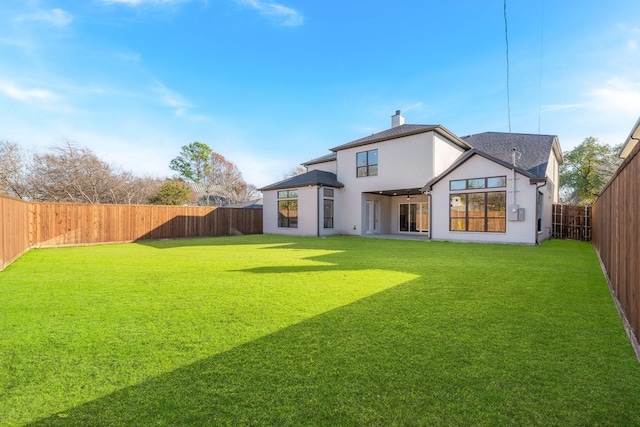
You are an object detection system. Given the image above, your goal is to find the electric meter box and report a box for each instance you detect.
[508,204,525,221]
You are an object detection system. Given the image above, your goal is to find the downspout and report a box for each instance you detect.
[535,180,547,244]
[317,185,322,237]
[511,148,518,206]
[426,191,433,240]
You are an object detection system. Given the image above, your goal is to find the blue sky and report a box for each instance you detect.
[1,0,639,187]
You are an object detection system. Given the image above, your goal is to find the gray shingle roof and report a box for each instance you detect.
[462,132,558,178]
[330,124,471,152]
[258,169,344,192]
[302,152,337,166]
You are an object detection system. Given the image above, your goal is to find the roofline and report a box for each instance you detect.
[301,153,337,166]
[421,149,537,192]
[552,136,563,164]
[329,124,471,152]
[619,116,640,158]
[257,171,344,192]
[258,180,344,192]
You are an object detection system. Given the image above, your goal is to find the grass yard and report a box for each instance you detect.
[1,236,640,426]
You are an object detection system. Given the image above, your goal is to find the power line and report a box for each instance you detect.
[538,0,545,134]
[503,0,511,133]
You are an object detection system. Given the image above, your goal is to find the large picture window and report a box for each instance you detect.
[277,190,298,228]
[450,191,506,232]
[356,149,378,177]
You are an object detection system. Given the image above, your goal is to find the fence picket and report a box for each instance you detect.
[1,196,263,270]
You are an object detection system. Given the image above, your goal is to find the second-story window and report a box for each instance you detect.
[356,149,378,177]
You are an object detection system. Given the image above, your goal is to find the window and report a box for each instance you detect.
[399,202,428,232]
[323,199,334,228]
[449,191,506,232]
[356,149,378,177]
[323,188,334,229]
[277,190,298,228]
[449,176,506,191]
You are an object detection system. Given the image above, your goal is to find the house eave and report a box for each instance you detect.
[619,116,640,159]
[329,125,471,152]
[421,149,537,193]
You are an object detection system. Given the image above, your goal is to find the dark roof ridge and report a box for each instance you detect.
[462,131,558,139]
[258,169,344,192]
[330,123,470,152]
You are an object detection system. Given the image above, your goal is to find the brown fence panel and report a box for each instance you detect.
[1,198,262,270]
[593,142,640,352]
[0,195,30,270]
[552,204,592,241]
[27,203,262,247]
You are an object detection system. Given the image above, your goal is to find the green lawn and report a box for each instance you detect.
[1,236,639,426]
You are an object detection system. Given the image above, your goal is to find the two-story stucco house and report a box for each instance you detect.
[259,111,562,245]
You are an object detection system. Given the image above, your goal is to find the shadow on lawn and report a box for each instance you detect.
[134,234,318,250]
[27,279,440,426]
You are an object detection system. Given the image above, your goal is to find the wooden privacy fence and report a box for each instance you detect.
[0,196,262,270]
[0,196,30,271]
[552,204,592,241]
[592,142,640,356]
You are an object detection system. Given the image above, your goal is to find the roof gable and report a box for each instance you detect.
[258,169,344,192]
[462,132,559,178]
[422,149,541,192]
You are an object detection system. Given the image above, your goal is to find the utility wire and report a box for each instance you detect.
[504,0,511,133]
[538,0,545,134]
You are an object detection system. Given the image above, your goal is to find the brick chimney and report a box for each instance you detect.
[391,110,405,128]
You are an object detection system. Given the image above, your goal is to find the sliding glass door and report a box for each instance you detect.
[399,202,428,233]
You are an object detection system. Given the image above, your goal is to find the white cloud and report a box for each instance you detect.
[0,81,57,102]
[543,103,585,112]
[235,0,304,26]
[152,80,191,109]
[101,0,188,5]
[20,8,73,27]
[586,77,640,112]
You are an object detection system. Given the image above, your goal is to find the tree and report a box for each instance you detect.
[283,166,306,179]
[169,142,212,184]
[206,152,257,205]
[1,141,163,204]
[559,137,622,205]
[25,142,115,203]
[148,179,194,205]
[0,141,30,199]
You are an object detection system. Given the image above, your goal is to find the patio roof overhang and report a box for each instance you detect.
[364,187,424,197]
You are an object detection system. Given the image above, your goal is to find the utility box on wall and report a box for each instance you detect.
[508,204,525,221]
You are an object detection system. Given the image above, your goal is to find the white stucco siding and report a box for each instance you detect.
[334,132,439,235]
[307,160,337,175]
[262,186,319,236]
[333,131,468,236]
[336,132,436,192]
[429,155,539,245]
[433,134,466,176]
[545,150,560,203]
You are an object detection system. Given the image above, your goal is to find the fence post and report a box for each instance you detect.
[584,205,588,242]
[560,204,563,239]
